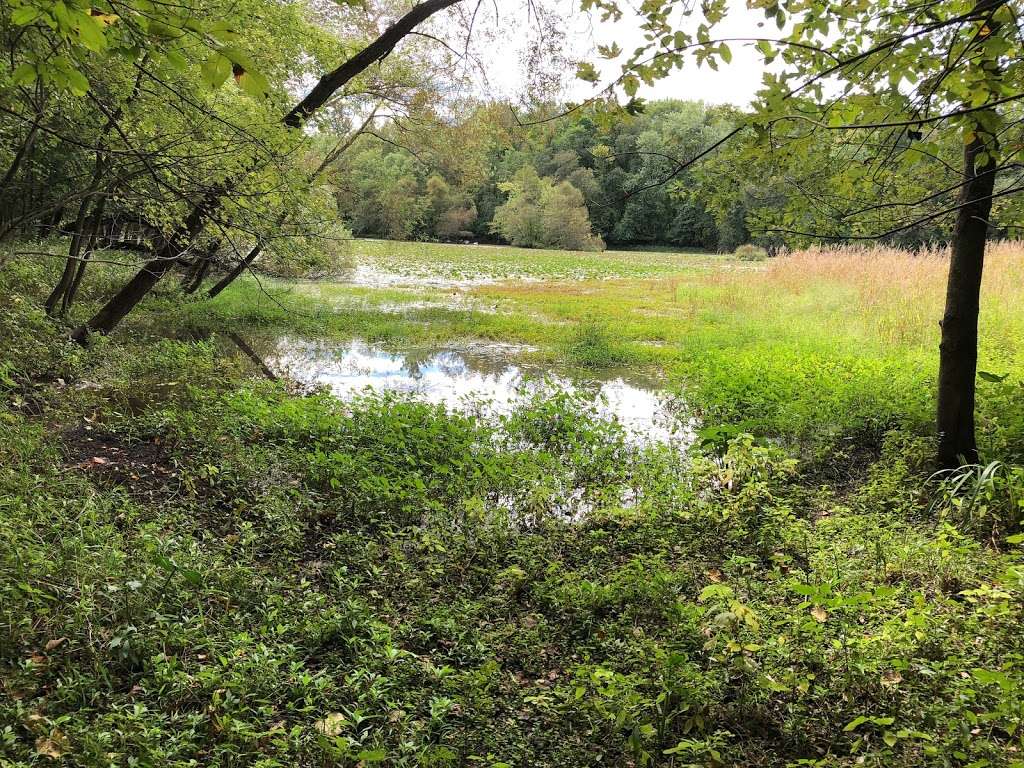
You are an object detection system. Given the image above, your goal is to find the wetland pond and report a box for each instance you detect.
[254,336,692,447]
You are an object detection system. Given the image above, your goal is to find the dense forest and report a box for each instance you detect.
[328,100,747,251]
[3,0,1024,765]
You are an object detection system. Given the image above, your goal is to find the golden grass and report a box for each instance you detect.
[744,241,1024,347]
[768,240,1024,302]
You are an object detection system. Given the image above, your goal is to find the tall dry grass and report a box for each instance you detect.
[761,241,1024,346]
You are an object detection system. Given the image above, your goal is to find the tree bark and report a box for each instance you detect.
[72,0,461,342]
[936,130,998,468]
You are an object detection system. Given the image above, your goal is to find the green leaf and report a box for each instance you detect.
[52,1,72,30]
[844,716,868,732]
[978,370,1008,383]
[164,49,188,72]
[217,45,256,71]
[12,62,37,85]
[719,42,732,63]
[882,730,898,747]
[576,61,599,84]
[237,69,269,98]
[698,584,734,602]
[76,12,107,52]
[63,67,90,95]
[200,53,232,88]
[11,6,41,25]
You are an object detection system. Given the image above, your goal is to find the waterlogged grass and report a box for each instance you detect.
[348,238,716,281]
[200,239,1024,457]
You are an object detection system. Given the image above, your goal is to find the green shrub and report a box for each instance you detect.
[929,460,1024,542]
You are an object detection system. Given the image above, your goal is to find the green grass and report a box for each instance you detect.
[2,239,1024,767]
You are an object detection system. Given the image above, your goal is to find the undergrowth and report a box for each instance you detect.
[2,252,1024,767]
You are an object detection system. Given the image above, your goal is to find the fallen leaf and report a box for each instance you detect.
[44,637,68,652]
[810,605,828,623]
[89,456,109,465]
[705,568,723,583]
[880,669,902,687]
[314,712,347,737]
[35,729,69,759]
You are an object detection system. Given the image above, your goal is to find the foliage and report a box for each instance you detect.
[4,241,1024,766]
[929,461,1024,543]
[491,166,604,251]
[329,99,760,250]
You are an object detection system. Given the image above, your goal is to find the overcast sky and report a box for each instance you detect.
[471,0,773,108]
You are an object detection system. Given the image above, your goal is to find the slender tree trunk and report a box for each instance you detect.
[182,250,214,294]
[207,242,263,298]
[44,198,92,315]
[62,196,108,313]
[71,0,461,343]
[936,129,998,468]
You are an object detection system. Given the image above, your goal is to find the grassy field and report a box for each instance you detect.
[2,239,1024,767]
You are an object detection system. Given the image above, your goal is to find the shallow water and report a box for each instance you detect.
[338,264,501,290]
[267,337,690,446]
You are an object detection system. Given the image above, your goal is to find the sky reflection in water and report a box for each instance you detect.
[270,337,688,445]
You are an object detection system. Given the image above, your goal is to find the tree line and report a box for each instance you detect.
[327,99,749,252]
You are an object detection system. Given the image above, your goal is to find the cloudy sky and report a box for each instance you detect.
[468,0,774,108]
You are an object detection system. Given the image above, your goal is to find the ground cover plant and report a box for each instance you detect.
[2,239,1024,767]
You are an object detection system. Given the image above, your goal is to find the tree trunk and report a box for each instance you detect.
[936,130,998,468]
[44,197,92,315]
[207,242,263,298]
[182,249,214,294]
[71,0,461,343]
[62,196,108,313]
[69,245,179,343]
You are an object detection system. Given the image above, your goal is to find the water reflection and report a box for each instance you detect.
[268,337,689,445]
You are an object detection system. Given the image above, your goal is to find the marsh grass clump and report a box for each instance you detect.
[929,460,1024,542]
[733,243,768,261]
[565,319,635,368]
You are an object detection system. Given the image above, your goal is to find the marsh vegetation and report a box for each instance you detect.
[3,238,1024,766]
[4,0,1024,763]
